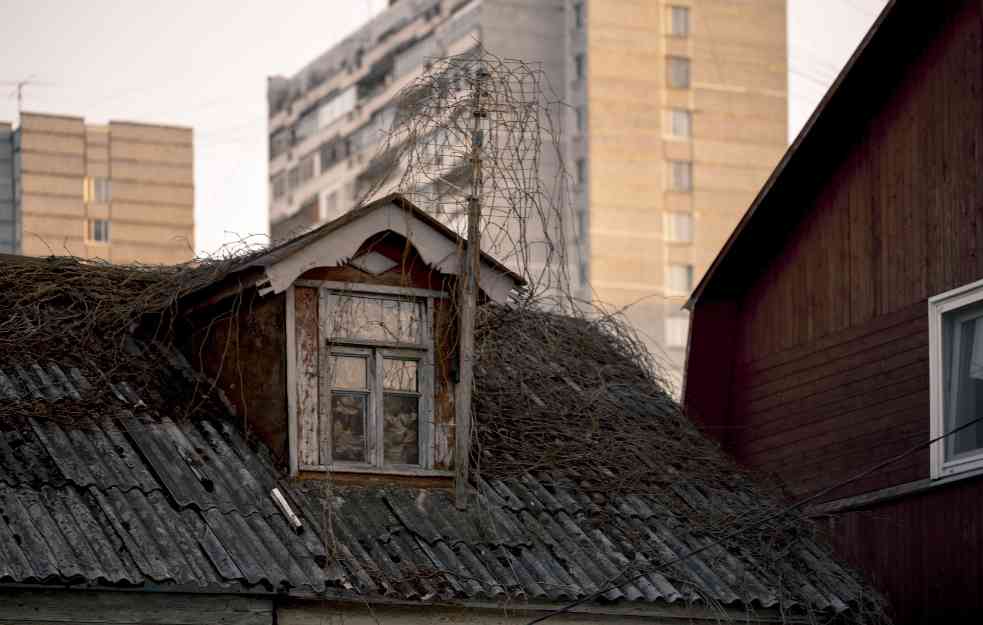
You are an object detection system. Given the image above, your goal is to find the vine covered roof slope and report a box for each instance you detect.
[0,253,885,623]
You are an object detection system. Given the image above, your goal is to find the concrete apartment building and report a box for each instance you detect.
[267,0,787,382]
[0,112,195,264]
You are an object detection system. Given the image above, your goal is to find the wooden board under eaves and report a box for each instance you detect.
[294,286,320,467]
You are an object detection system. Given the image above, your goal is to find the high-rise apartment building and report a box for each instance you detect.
[267,0,787,382]
[1,112,195,264]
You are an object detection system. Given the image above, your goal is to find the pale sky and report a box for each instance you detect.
[0,0,887,257]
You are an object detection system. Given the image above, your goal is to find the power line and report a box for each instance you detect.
[523,412,983,624]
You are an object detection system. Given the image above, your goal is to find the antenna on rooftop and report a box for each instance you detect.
[1,76,56,119]
[358,48,575,506]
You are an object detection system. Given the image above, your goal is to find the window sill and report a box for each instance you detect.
[808,464,983,516]
[298,464,454,478]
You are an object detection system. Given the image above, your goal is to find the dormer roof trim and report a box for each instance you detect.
[250,194,524,303]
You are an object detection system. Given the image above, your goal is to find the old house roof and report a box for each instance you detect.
[214,193,525,302]
[0,350,327,592]
[0,236,879,620]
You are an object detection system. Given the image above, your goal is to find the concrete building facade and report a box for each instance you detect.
[267,0,787,382]
[1,112,195,264]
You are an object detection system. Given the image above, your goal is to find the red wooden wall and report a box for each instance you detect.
[685,2,983,622]
[722,0,983,499]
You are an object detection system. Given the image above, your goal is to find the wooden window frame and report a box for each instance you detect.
[929,277,983,479]
[288,281,441,476]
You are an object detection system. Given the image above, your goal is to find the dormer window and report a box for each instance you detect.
[321,290,433,469]
[274,195,524,478]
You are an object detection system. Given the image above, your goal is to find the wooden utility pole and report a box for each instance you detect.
[455,67,488,508]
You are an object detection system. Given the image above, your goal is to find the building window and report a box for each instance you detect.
[83,177,111,203]
[576,106,585,133]
[86,219,110,243]
[666,315,689,348]
[667,56,691,89]
[576,158,587,185]
[664,211,694,243]
[272,173,287,200]
[288,166,300,191]
[668,160,693,192]
[929,279,983,478]
[321,190,338,220]
[317,289,434,469]
[573,2,584,29]
[669,109,692,138]
[666,263,694,295]
[670,5,690,37]
[574,53,585,81]
[299,153,316,185]
[270,129,291,159]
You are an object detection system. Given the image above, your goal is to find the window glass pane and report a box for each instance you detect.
[667,57,690,89]
[329,355,367,389]
[671,6,690,36]
[670,109,691,137]
[947,314,983,458]
[666,316,689,348]
[330,294,423,343]
[331,295,386,340]
[669,161,692,191]
[383,359,418,391]
[383,394,419,465]
[665,212,694,242]
[331,394,368,462]
[667,263,694,293]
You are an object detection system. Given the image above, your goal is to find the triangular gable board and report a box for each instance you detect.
[260,200,517,303]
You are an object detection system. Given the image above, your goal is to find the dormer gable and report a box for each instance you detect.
[186,194,523,483]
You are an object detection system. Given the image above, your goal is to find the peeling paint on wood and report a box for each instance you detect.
[0,590,272,625]
[295,286,320,467]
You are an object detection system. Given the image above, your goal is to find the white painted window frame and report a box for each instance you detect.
[287,281,442,476]
[929,276,983,479]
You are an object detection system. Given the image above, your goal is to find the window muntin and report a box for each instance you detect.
[945,309,983,459]
[319,290,432,470]
[667,56,691,89]
[930,280,983,478]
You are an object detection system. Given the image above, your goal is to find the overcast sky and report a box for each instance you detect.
[0,0,888,257]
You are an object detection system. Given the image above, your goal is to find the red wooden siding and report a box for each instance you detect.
[824,476,983,623]
[684,3,983,622]
[724,1,983,498]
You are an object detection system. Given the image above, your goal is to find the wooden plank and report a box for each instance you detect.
[295,286,320,467]
[738,320,926,404]
[739,338,927,416]
[741,378,928,458]
[0,590,272,625]
[738,299,924,375]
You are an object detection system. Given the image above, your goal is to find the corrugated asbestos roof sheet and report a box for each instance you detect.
[0,360,326,592]
[0,359,862,614]
[289,479,862,612]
